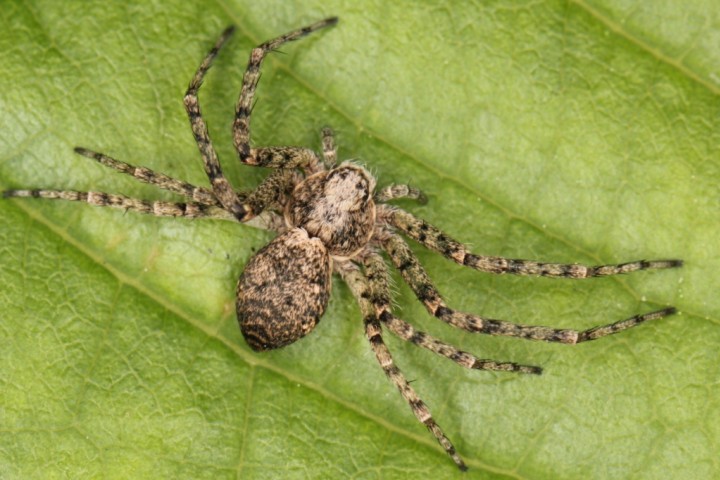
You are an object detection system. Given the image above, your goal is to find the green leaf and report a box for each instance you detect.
[1,1,718,478]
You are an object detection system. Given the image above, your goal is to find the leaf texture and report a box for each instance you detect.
[1,1,718,478]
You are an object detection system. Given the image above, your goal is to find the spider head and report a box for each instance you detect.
[285,162,377,258]
[323,163,376,211]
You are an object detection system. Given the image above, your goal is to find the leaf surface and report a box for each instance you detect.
[1,1,718,478]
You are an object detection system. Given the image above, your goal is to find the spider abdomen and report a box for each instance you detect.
[286,163,376,259]
[236,228,332,351]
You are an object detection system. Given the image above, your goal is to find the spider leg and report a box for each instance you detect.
[1,159,292,226]
[184,26,246,218]
[339,263,467,471]
[384,207,682,277]
[321,127,337,168]
[2,189,235,220]
[232,18,337,171]
[2,152,293,223]
[184,27,306,222]
[381,232,678,344]
[375,185,428,204]
[241,169,294,217]
[72,147,221,206]
[362,252,541,374]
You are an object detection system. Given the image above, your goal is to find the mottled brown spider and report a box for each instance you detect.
[3,18,683,471]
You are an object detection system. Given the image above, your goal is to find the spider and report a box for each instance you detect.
[3,17,682,471]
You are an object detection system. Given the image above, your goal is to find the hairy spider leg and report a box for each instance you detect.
[339,263,468,471]
[73,147,221,205]
[185,18,338,221]
[2,189,233,220]
[232,17,338,172]
[321,127,337,168]
[3,148,233,219]
[2,148,293,223]
[381,231,677,344]
[374,184,428,204]
[387,208,682,278]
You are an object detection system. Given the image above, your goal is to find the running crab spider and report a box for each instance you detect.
[2,17,682,470]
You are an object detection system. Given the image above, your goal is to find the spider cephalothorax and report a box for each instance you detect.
[3,18,682,471]
[286,163,377,258]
